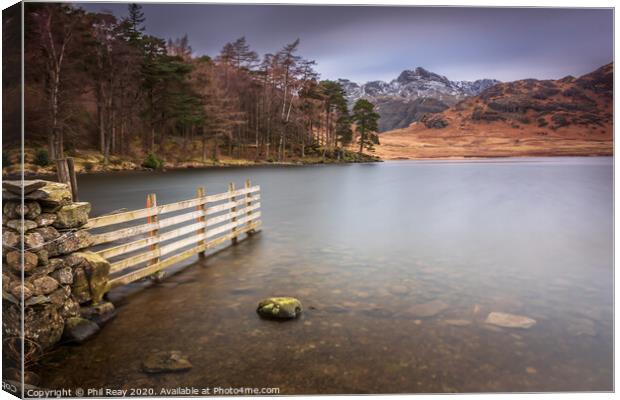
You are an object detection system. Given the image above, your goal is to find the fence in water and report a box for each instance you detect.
[82,179,261,292]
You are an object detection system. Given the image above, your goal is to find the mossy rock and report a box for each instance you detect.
[257,297,302,319]
[71,267,91,304]
[142,351,192,373]
[53,202,91,229]
[68,252,111,304]
[23,182,72,208]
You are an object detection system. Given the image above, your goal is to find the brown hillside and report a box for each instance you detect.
[375,63,613,159]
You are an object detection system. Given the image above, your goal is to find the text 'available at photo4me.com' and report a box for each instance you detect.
[21,386,282,397]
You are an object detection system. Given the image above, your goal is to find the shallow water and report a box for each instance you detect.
[40,158,613,393]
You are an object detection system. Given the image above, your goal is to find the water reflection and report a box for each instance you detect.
[40,158,613,393]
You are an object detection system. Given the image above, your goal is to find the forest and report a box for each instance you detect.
[2,3,381,171]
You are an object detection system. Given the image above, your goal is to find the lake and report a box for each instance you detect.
[40,157,613,393]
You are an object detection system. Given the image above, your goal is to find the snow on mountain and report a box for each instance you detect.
[339,67,499,104]
[338,67,500,131]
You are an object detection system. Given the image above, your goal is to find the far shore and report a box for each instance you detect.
[1,151,382,180]
[2,153,614,179]
[2,149,613,180]
[383,153,613,161]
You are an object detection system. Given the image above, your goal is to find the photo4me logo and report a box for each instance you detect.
[212,387,281,395]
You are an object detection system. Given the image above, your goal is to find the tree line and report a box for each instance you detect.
[7,3,380,166]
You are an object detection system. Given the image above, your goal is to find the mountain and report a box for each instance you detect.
[374,63,613,159]
[338,67,500,131]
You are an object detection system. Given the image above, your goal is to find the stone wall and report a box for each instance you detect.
[2,180,114,353]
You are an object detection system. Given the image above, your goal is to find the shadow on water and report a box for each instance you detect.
[40,158,613,393]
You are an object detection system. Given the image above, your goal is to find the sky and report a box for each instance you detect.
[78,3,613,84]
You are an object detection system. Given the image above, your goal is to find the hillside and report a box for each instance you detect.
[339,67,499,131]
[374,63,613,159]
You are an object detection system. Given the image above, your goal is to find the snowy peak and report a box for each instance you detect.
[337,67,500,132]
[338,67,500,104]
[396,67,451,86]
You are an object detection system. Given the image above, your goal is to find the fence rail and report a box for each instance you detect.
[86,179,261,291]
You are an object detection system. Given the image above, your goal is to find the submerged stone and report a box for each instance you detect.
[388,285,410,295]
[257,297,303,319]
[443,319,472,327]
[81,302,116,326]
[142,351,192,373]
[63,317,100,343]
[566,318,597,337]
[485,312,536,329]
[406,300,449,318]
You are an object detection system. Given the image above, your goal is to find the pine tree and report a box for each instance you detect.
[352,99,380,154]
[126,3,145,43]
[320,80,348,150]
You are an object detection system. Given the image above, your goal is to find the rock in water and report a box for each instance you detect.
[389,285,410,295]
[406,300,449,318]
[485,312,536,329]
[566,318,597,337]
[63,317,100,343]
[257,297,303,319]
[444,319,472,327]
[81,302,116,326]
[142,351,192,373]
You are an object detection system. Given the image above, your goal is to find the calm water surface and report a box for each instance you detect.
[41,157,613,393]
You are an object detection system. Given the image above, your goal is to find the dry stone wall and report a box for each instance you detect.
[2,180,114,351]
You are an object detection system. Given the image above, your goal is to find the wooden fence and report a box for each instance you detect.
[83,179,261,292]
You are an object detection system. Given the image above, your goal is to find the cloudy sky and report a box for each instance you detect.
[78,3,613,84]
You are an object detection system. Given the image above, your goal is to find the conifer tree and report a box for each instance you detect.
[352,99,380,154]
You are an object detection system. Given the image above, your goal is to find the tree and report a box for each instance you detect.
[319,80,348,153]
[230,37,258,70]
[167,34,192,61]
[352,99,380,154]
[21,2,355,166]
[28,3,91,160]
[125,3,145,43]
